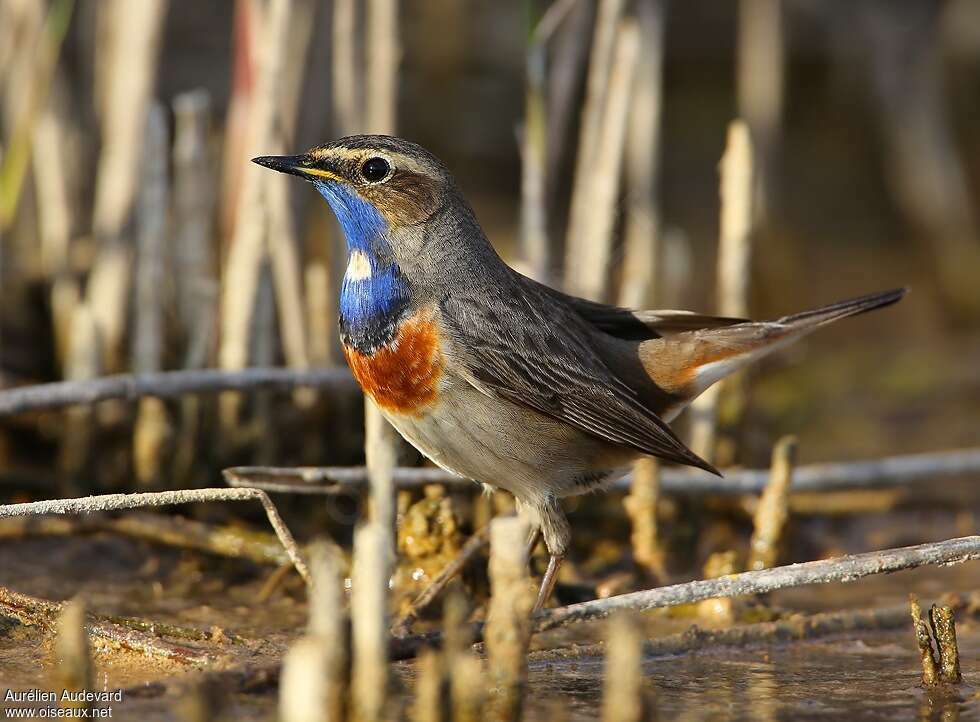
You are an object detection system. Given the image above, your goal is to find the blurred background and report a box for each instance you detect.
[1,0,979,494]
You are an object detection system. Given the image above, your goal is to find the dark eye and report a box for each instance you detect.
[361,156,391,183]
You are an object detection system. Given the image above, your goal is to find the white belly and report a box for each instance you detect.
[380,375,617,507]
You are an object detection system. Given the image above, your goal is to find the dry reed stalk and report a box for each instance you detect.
[219,0,255,241]
[747,435,796,571]
[308,541,348,722]
[563,0,626,296]
[252,266,279,462]
[333,0,363,136]
[601,614,648,722]
[623,456,666,578]
[737,0,783,214]
[32,76,73,280]
[172,89,217,364]
[86,0,168,373]
[221,446,980,496]
[365,400,397,538]
[360,0,402,511]
[910,595,940,686]
[32,74,79,371]
[0,2,42,134]
[412,649,450,722]
[264,0,315,398]
[133,102,172,485]
[564,16,639,301]
[0,0,73,229]
[521,0,578,281]
[522,26,549,282]
[55,599,93,712]
[619,0,665,309]
[365,0,399,135]
[267,170,311,372]
[279,637,331,722]
[0,487,310,583]
[485,515,533,721]
[50,276,81,370]
[219,0,296,428]
[929,604,961,684]
[689,120,755,462]
[440,591,484,722]
[177,681,222,722]
[59,304,100,479]
[351,522,389,722]
[305,261,334,365]
[172,89,216,483]
[520,0,577,282]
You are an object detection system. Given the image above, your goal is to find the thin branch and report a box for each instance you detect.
[223,447,980,496]
[0,488,310,584]
[0,367,356,415]
[532,535,980,632]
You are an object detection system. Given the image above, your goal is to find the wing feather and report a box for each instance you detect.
[441,287,719,475]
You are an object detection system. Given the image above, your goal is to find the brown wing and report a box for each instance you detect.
[440,283,720,475]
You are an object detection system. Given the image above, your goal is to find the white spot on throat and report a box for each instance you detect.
[345,250,372,281]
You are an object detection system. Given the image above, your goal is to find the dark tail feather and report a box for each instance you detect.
[777,288,907,329]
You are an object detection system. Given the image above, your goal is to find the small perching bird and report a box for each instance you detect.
[254,135,905,611]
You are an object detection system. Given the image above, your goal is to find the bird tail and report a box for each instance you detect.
[638,288,907,410]
[774,287,907,330]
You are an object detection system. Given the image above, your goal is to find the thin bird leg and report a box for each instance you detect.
[532,553,564,613]
[525,528,542,568]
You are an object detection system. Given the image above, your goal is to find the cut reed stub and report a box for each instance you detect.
[55,598,92,711]
[485,515,534,722]
[909,595,962,686]
[929,604,962,684]
[601,613,651,722]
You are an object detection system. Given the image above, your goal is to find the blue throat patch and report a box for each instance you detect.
[314,181,410,352]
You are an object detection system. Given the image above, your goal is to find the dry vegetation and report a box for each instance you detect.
[1,0,979,720]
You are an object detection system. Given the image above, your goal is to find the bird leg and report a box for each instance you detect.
[532,553,564,613]
[524,528,541,568]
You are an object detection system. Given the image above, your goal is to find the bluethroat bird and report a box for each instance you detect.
[254,136,906,611]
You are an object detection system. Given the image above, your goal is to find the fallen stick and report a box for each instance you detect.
[0,586,217,666]
[224,447,980,496]
[0,488,310,583]
[0,367,356,415]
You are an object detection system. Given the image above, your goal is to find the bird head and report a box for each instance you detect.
[253,135,452,261]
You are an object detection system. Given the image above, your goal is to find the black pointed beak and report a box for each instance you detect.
[251,154,315,180]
